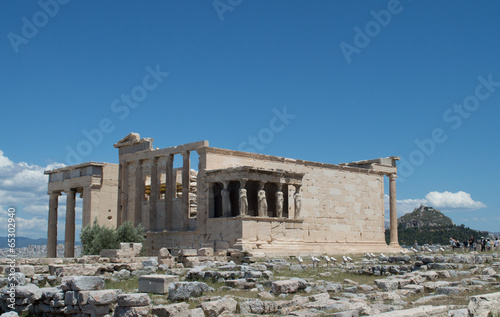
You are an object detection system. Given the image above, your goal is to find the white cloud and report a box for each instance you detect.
[386,191,486,217]
[424,191,486,210]
[384,194,426,216]
[0,149,66,239]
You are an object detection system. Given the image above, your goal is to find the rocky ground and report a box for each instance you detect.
[0,248,499,316]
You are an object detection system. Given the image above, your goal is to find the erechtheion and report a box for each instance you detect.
[45,133,401,257]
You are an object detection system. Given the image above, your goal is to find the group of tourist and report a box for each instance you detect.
[449,236,500,252]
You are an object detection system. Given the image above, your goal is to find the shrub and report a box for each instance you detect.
[80,219,145,255]
[80,218,118,255]
[116,221,144,244]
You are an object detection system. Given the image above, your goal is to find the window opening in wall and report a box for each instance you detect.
[159,172,166,200]
[264,182,277,217]
[246,180,259,217]
[212,182,223,218]
[144,174,151,201]
[173,154,182,198]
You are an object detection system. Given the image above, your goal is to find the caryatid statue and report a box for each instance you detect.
[257,186,267,217]
[294,186,302,218]
[276,187,284,218]
[239,188,248,216]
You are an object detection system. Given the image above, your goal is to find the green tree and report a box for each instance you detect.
[80,219,145,255]
[116,221,144,244]
[80,218,118,255]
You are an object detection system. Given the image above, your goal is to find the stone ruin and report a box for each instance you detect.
[45,132,402,258]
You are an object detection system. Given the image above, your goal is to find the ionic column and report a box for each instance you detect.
[149,157,158,231]
[389,174,399,246]
[164,154,174,230]
[257,181,267,217]
[134,160,143,227]
[293,185,302,219]
[47,191,60,258]
[196,149,208,233]
[221,181,231,217]
[119,163,129,225]
[181,151,190,230]
[276,183,284,218]
[239,179,248,217]
[64,188,76,258]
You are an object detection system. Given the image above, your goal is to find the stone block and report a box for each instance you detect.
[120,242,142,257]
[138,275,179,294]
[190,308,205,317]
[468,291,500,317]
[87,290,118,305]
[15,284,42,302]
[201,296,238,317]
[374,279,399,291]
[117,293,150,307]
[369,305,449,316]
[158,247,172,258]
[142,258,159,267]
[271,280,300,294]
[81,304,111,316]
[168,282,214,301]
[225,278,256,290]
[151,302,190,317]
[17,265,35,278]
[61,276,105,291]
[179,249,197,257]
[198,247,213,256]
[435,286,461,296]
[159,258,175,267]
[113,306,150,317]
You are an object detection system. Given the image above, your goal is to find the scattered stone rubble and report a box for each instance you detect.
[0,245,499,316]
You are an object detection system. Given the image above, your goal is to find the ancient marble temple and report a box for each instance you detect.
[45,133,400,257]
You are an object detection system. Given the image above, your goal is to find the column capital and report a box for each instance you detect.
[48,191,62,196]
[64,188,77,194]
[240,178,248,187]
[182,151,190,158]
[389,174,398,180]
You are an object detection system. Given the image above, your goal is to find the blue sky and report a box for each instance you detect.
[1,0,499,240]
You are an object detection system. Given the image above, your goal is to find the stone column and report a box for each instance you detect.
[64,188,76,258]
[47,191,60,258]
[149,157,158,231]
[133,161,144,226]
[120,163,129,225]
[239,179,248,217]
[293,185,302,219]
[165,154,174,230]
[389,174,399,246]
[276,183,284,218]
[221,181,231,217]
[181,151,190,230]
[196,149,207,233]
[257,181,267,217]
[117,163,123,226]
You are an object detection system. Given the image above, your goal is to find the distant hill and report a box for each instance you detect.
[397,205,454,229]
[385,205,489,245]
[0,237,81,248]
